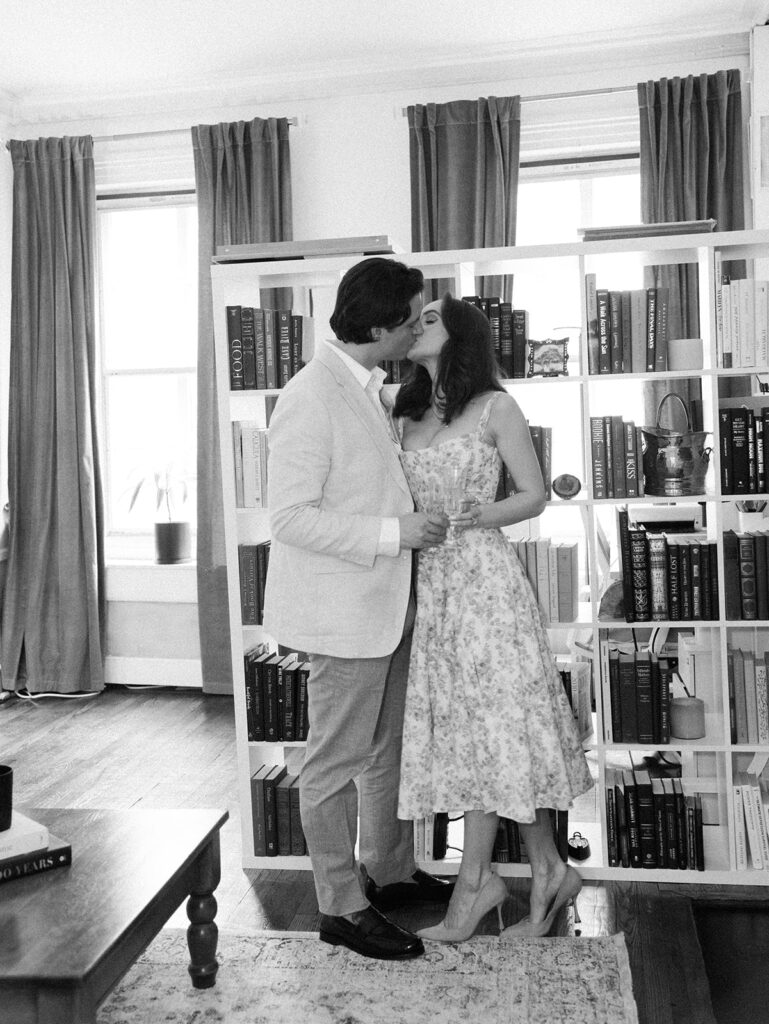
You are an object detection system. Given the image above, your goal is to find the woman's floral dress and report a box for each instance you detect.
[397,396,593,823]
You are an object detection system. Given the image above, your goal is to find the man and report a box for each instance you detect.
[262,257,451,960]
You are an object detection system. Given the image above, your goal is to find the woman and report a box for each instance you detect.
[392,294,593,942]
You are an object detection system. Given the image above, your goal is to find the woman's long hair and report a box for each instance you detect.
[393,293,504,424]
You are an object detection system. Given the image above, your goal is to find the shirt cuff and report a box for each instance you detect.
[377,517,401,557]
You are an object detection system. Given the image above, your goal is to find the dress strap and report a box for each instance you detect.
[477,393,502,436]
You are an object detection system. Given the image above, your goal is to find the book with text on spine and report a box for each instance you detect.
[0,832,71,886]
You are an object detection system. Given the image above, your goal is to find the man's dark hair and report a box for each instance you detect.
[394,293,505,424]
[329,257,424,345]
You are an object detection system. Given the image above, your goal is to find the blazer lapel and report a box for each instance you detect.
[316,345,410,497]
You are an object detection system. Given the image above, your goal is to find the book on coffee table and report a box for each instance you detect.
[0,832,72,885]
[0,811,49,860]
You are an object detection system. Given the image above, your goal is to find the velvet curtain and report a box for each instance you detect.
[2,136,105,693]
[192,118,292,692]
[638,70,745,428]
[408,97,521,300]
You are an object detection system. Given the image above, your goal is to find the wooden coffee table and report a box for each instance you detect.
[0,806,229,1023]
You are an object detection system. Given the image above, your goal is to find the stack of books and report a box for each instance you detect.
[604,767,705,871]
[590,416,644,499]
[600,642,675,744]
[238,541,271,625]
[249,764,307,857]
[243,648,310,743]
[509,537,580,624]
[0,811,72,885]
[584,276,670,375]
[731,754,769,872]
[232,422,269,508]
[226,305,314,391]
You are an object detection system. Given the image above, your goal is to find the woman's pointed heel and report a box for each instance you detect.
[500,865,582,939]
[417,873,508,943]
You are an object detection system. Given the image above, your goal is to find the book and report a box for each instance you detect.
[597,288,611,373]
[226,305,245,389]
[512,308,529,379]
[263,764,289,856]
[634,650,655,744]
[629,527,650,621]
[618,650,638,742]
[633,769,657,868]
[615,770,630,867]
[584,273,599,375]
[250,764,269,856]
[652,777,667,868]
[214,235,402,261]
[0,811,50,860]
[276,773,295,856]
[0,832,72,886]
[605,768,618,866]
[240,305,257,388]
[737,533,758,620]
[646,533,669,621]
[626,770,643,868]
[590,417,608,498]
[289,776,306,855]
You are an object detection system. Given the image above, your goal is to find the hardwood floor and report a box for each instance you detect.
[3,684,768,1024]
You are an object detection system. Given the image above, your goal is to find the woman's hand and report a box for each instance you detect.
[451,496,483,531]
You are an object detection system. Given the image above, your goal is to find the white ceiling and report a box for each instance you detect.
[1,0,768,117]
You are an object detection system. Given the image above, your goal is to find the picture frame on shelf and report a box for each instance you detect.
[527,338,569,377]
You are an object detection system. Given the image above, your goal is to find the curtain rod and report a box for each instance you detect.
[401,84,637,115]
[93,119,298,143]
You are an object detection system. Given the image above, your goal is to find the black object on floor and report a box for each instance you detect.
[693,902,769,1024]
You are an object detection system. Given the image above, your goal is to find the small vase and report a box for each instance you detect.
[154,521,191,564]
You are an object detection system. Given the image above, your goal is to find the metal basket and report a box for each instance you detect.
[641,393,712,497]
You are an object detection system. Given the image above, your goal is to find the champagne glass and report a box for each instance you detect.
[440,463,470,547]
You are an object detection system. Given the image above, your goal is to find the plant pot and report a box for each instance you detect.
[154,521,191,564]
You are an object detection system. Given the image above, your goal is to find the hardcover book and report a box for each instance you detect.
[0,832,72,886]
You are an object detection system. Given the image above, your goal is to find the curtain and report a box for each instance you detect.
[638,70,745,428]
[408,97,520,300]
[192,118,292,693]
[2,136,105,693]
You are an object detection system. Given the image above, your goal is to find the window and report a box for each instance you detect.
[98,197,198,559]
[512,159,643,550]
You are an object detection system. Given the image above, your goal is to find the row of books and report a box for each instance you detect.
[727,648,769,745]
[244,648,310,743]
[590,417,645,500]
[718,405,769,494]
[585,276,669,375]
[249,764,307,857]
[723,530,769,621]
[238,541,270,626]
[601,644,675,745]
[605,768,705,871]
[233,422,269,509]
[732,758,769,871]
[227,305,314,391]
[715,267,769,369]
[0,811,72,886]
[617,509,719,622]
[462,295,530,380]
[499,424,553,500]
[413,812,449,861]
[509,537,579,623]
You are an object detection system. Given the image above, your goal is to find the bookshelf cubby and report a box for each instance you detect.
[212,228,769,883]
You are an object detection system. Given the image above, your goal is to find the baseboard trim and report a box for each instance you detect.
[105,655,203,690]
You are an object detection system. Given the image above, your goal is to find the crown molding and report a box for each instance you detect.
[5,21,752,136]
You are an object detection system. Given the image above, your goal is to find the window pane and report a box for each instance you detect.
[106,373,197,532]
[100,206,198,371]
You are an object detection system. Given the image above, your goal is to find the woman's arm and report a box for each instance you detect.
[459,392,547,530]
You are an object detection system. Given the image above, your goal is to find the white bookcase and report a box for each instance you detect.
[212,228,769,883]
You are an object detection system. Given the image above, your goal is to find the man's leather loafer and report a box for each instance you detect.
[319,906,424,960]
[364,868,455,910]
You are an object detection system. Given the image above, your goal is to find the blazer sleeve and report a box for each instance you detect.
[266,380,384,567]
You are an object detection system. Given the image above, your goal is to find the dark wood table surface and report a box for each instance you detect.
[0,806,229,1024]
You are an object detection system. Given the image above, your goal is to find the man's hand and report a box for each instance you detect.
[399,512,447,549]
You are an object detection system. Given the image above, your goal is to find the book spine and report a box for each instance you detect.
[499,301,514,377]
[738,534,758,620]
[277,310,293,387]
[512,309,528,379]
[645,287,657,372]
[226,306,245,390]
[0,843,72,885]
[584,274,599,375]
[240,306,257,389]
[597,289,611,374]
[629,528,650,621]
[590,417,608,499]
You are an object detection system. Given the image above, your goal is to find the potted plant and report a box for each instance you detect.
[126,463,191,564]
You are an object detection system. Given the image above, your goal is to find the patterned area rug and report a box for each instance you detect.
[98,928,638,1024]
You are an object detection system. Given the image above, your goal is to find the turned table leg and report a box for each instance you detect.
[186,835,221,989]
